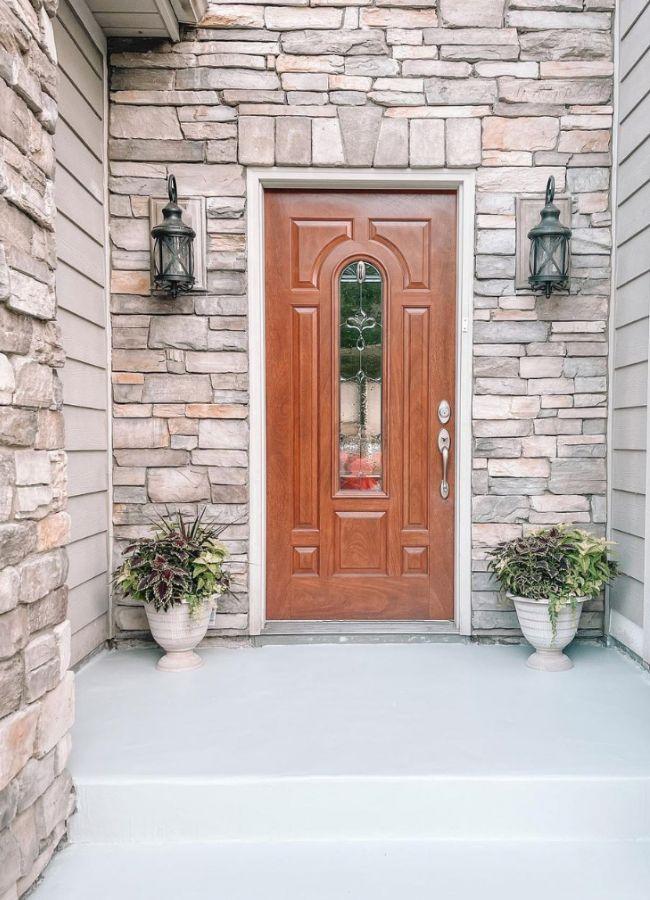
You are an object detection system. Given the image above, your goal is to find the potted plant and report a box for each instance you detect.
[114,510,231,672]
[487,527,617,672]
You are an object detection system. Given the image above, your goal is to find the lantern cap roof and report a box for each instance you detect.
[527,176,572,240]
[151,174,196,239]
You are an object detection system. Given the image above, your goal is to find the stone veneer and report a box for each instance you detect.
[109,0,613,638]
[0,1,75,897]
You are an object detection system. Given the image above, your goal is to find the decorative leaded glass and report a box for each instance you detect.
[338,260,383,492]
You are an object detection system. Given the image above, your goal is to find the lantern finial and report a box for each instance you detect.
[545,176,555,205]
[167,174,177,205]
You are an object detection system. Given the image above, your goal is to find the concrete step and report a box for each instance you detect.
[32,840,650,899]
[66,645,650,846]
[71,773,650,843]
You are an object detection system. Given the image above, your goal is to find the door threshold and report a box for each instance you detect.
[258,620,462,644]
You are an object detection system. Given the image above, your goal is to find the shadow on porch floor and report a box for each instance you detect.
[33,642,650,898]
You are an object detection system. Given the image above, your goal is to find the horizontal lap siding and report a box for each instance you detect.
[54,0,110,665]
[611,0,650,658]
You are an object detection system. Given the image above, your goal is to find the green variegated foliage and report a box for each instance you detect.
[487,527,618,636]
[114,511,231,617]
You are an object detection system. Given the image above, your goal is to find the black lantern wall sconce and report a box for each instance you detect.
[528,176,572,298]
[151,174,195,298]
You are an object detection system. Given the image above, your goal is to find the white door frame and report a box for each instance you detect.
[246,167,475,637]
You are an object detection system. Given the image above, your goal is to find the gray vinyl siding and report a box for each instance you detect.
[54,0,110,665]
[610,0,650,658]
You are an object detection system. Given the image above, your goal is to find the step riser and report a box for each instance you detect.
[71,777,650,844]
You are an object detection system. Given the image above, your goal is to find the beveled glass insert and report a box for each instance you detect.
[339,260,383,492]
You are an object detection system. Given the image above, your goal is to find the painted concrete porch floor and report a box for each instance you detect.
[33,840,650,900]
[70,642,650,779]
[32,643,650,899]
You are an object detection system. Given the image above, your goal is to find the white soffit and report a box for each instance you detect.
[85,0,207,40]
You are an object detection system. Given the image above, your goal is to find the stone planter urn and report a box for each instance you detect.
[510,594,586,672]
[144,600,212,672]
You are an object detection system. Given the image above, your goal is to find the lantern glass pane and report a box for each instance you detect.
[531,234,567,280]
[161,235,191,278]
[154,238,162,280]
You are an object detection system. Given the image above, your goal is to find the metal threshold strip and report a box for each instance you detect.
[261,620,459,636]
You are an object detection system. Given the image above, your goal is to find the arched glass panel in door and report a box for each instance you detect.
[338,260,383,492]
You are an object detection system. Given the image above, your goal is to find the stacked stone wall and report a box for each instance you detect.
[0,1,75,897]
[108,0,614,638]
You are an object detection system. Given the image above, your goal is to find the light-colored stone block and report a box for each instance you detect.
[148,316,208,350]
[519,29,611,62]
[338,106,383,166]
[35,672,74,758]
[488,458,550,478]
[238,116,275,165]
[141,375,212,403]
[0,706,40,793]
[483,116,559,151]
[110,106,181,140]
[477,166,566,193]
[265,8,342,29]
[445,117,480,167]
[199,419,249,450]
[506,10,611,31]
[312,119,345,166]
[374,118,408,167]
[520,357,564,379]
[498,77,612,107]
[147,468,211,502]
[409,119,444,167]
[199,6,267,28]
[276,117,311,165]
[402,59,470,76]
[276,54,344,74]
[440,0,505,28]
[425,77,497,105]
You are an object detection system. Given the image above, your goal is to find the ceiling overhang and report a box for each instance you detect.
[86,0,208,41]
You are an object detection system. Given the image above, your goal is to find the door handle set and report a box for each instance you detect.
[437,400,451,500]
[438,429,450,499]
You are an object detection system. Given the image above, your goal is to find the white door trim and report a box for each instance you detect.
[246,167,475,637]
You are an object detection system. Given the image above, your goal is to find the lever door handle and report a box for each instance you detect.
[438,428,450,500]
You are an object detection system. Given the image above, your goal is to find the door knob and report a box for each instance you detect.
[438,428,450,500]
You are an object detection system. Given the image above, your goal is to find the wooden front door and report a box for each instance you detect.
[265,191,456,621]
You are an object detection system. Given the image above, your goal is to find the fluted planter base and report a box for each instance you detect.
[144,601,212,673]
[510,594,586,673]
[526,648,574,672]
[156,650,204,672]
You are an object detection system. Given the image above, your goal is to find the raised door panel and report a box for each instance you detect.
[402,307,430,530]
[291,219,353,289]
[334,511,388,574]
[369,219,431,289]
[291,307,320,530]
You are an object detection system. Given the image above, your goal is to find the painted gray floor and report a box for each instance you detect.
[33,840,650,899]
[70,642,650,778]
[32,643,650,898]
